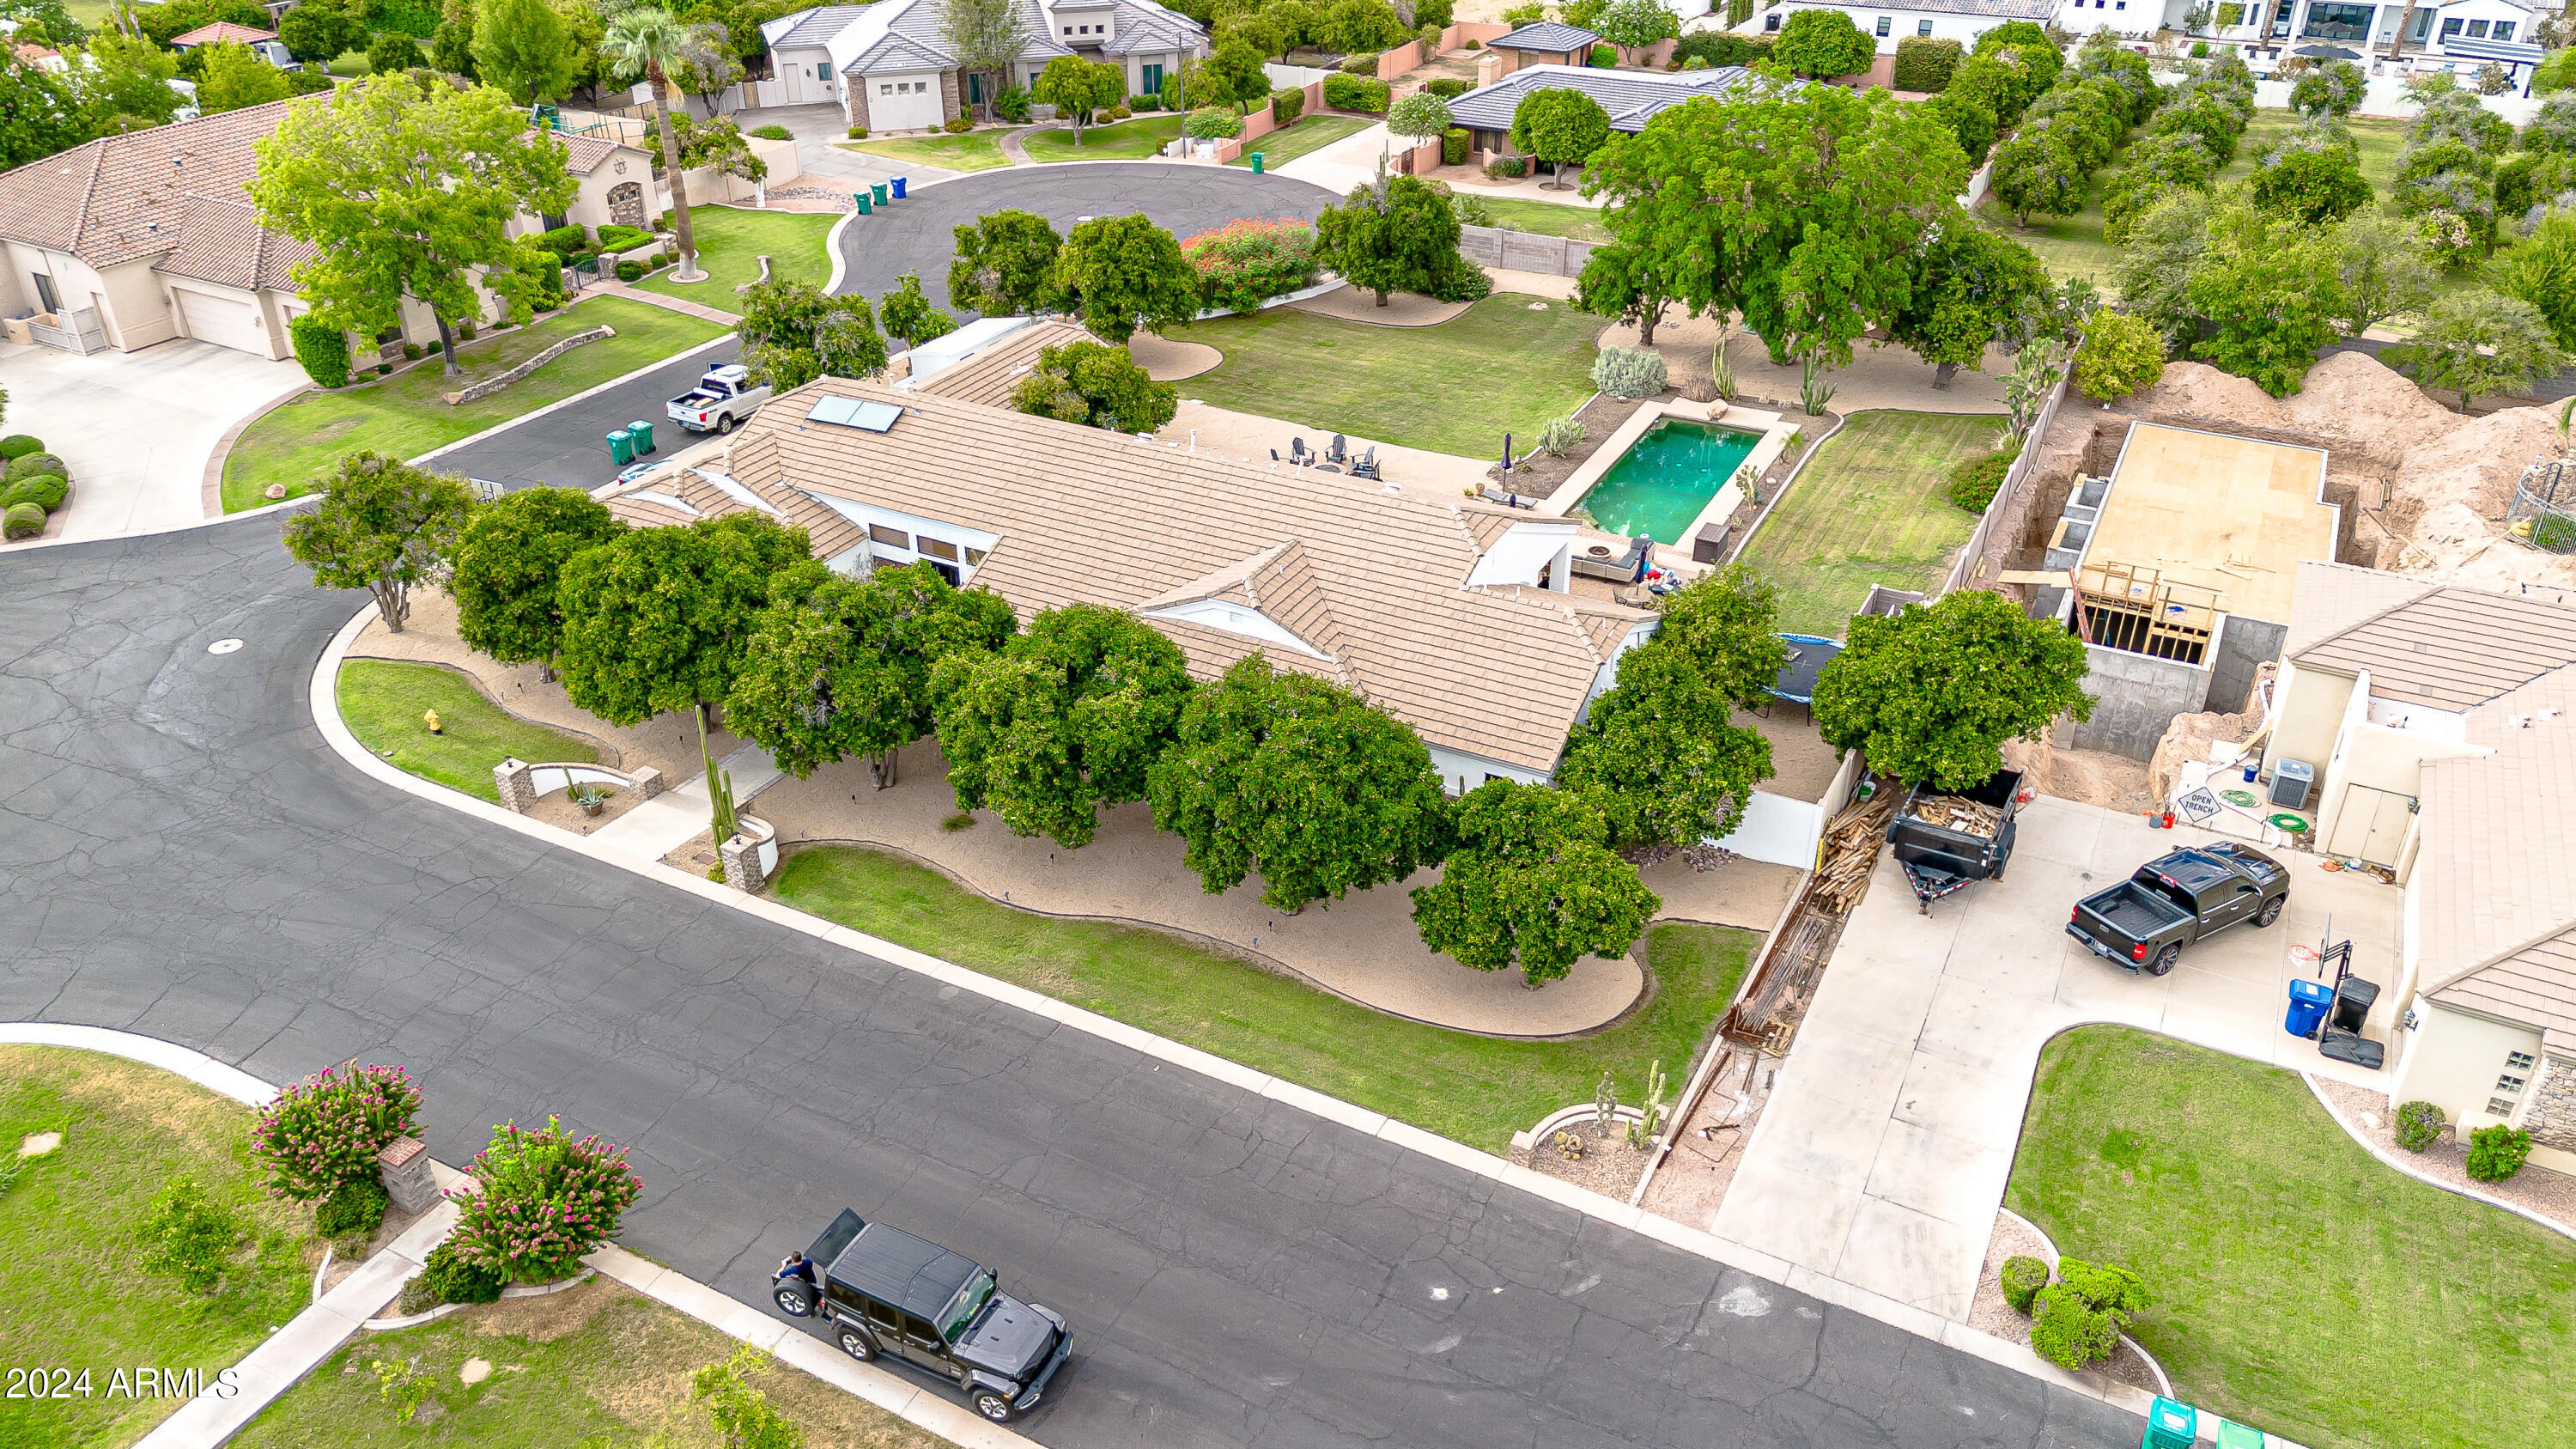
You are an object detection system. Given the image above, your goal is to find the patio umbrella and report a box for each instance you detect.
[1501,432,1513,473]
[2293,43,2361,58]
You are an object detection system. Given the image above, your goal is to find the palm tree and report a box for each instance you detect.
[600,7,705,283]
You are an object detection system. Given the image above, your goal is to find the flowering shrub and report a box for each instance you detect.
[447,1117,641,1284]
[1182,218,1317,315]
[250,1061,422,1202]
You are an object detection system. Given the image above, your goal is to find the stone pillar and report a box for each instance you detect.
[628,765,666,801]
[2524,1044,2576,1154]
[376,1135,440,1214]
[494,758,535,813]
[720,832,768,892]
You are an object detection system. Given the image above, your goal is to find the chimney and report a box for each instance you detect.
[1477,51,1504,88]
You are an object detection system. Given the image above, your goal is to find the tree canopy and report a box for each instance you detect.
[554,513,816,728]
[941,0,1027,120]
[1410,781,1660,985]
[1558,646,1774,849]
[1814,588,2092,790]
[932,604,1195,848]
[448,486,627,671]
[2385,287,2569,412]
[1010,338,1179,431]
[736,277,890,388]
[1310,172,1472,307]
[1146,655,1452,913]
[949,209,1065,316]
[1030,54,1125,142]
[602,6,710,279]
[724,563,1018,786]
[2071,308,2165,400]
[878,272,958,347]
[1592,0,1677,66]
[1649,563,1790,709]
[475,0,584,104]
[1386,89,1452,147]
[1892,221,2052,387]
[198,41,295,112]
[2184,195,2347,397]
[281,453,478,634]
[2488,210,2576,351]
[252,76,574,374]
[1054,214,1202,344]
[1770,8,1873,79]
[1509,86,1609,187]
[2250,133,2373,226]
[279,0,368,64]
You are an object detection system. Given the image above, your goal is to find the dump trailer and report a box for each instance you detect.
[1884,768,2026,912]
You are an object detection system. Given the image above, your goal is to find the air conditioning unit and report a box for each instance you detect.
[2269,758,2314,811]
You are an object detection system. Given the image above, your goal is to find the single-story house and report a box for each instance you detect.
[1742,0,2060,51]
[167,20,301,69]
[2252,563,2576,1171]
[762,0,1206,135]
[1482,21,1602,71]
[0,100,659,360]
[1447,62,1751,163]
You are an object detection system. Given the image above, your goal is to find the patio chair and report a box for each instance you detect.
[1327,434,1349,464]
[1290,436,1309,461]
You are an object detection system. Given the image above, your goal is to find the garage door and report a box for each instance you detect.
[173,289,264,354]
[871,74,945,132]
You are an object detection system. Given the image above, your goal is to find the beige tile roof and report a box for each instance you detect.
[711,377,1651,771]
[157,194,316,290]
[2282,561,2435,657]
[557,134,646,176]
[0,98,297,271]
[906,320,1091,411]
[171,21,277,44]
[2292,584,2576,710]
[2417,661,2576,1035]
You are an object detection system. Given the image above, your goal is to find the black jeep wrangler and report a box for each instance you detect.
[772,1209,1071,1422]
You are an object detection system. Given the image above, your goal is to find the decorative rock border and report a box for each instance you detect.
[1511,1101,1646,1155]
[443,326,616,405]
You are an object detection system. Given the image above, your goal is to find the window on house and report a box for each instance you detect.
[1918,19,1932,33]
[2441,16,2462,37]
[2466,19,2489,38]
[33,273,61,314]
[879,82,893,94]
[1875,16,1890,36]
[2495,21,2515,40]
[964,547,987,564]
[2497,1073,2528,1094]
[1142,63,1163,90]
[2509,1051,2537,1070]
[817,63,830,79]
[2488,1097,2518,1116]
[869,523,910,548]
[916,537,958,560]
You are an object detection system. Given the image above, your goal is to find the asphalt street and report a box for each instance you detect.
[0,516,2143,1448]
[433,332,740,492]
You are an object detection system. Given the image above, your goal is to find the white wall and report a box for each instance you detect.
[1715,788,1826,869]
[2390,1000,2543,1136]
[1426,743,1552,797]
[1741,2,2026,50]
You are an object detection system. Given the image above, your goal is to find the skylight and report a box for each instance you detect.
[806,397,902,432]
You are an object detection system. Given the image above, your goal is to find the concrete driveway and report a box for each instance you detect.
[1711,795,2404,1323]
[0,338,303,542]
[733,102,957,190]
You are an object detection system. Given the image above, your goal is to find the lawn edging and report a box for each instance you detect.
[2299,1070,2576,1245]
[302,599,2157,1428]
[1996,1206,2174,1401]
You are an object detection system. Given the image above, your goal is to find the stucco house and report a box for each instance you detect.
[1447,63,1752,163]
[2259,563,2576,1169]
[0,100,659,360]
[761,0,1207,135]
[167,19,300,69]
[1741,0,2061,52]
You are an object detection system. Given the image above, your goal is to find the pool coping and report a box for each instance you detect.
[1537,399,1795,563]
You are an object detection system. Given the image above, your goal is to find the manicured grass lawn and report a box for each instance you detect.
[230,1280,947,1449]
[1225,113,1373,169]
[635,206,837,305]
[220,297,726,510]
[0,1046,318,1449]
[1023,113,1183,163]
[2008,1026,2576,1449]
[1470,195,1613,245]
[1736,409,1994,638]
[841,132,1009,172]
[774,845,1754,1153]
[338,660,597,803]
[1165,293,1599,459]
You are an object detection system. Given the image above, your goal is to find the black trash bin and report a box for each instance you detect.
[2331,977,2379,1035]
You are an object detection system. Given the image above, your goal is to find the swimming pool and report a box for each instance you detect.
[1572,420,1762,545]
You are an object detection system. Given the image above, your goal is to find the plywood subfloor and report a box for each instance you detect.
[2087,423,2337,625]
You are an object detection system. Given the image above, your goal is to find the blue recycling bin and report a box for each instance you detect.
[890,175,908,199]
[2286,977,2333,1039]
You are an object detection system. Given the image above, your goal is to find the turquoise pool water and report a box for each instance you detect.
[1575,420,1761,545]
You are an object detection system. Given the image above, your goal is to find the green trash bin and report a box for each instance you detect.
[628,419,656,455]
[2211,1420,2263,1449]
[1249,152,1264,174]
[854,190,872,216]
[871,182,890,207]
[605,429,635,465]
[2140,1397,2196,1449]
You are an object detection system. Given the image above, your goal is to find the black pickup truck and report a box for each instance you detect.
[2067,844,2290,976]
[772,1209,1071,1422]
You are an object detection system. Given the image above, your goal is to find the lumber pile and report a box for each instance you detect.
[1909,794,2003,837]
[1810,789,1899,915]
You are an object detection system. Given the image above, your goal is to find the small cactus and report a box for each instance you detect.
[1549,1129,1583,1161]
[1594,1071,1617,1129]
[1625,1059,1668,1150]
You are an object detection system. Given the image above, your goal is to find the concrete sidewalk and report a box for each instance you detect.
[590,742,782,861]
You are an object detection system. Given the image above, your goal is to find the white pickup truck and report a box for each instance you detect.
[666,363,770,434]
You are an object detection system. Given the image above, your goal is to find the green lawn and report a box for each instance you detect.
[1736,409,1995,638]
[1023,113,1184,163]
[774,845,1753,1154]
[635,206,837,305]
[337,659,598,803]
[1,1046,318,1449]
[2008,1026,2576,1449]
[231,1281,947,1449]
[1469,195,1614,245]
[1226,113,1374,169]
[841,132,1009,172]
[221,297,727,511]
[1164,292,1600,459]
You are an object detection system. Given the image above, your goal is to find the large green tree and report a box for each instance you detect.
[1010,338,1178,431]
[448,486,627,674]
[949,210,1065,316]
[940,0,1025,122]
[2250,134,2373,227]
[68,32,183,135]
[1572,239,1678,348]
[1030,54,1125,143]
[736,277,889,388]
[553,512,815,729]
[1146,655,1452,914]
[1771,8,1873,79]
[1592,0,1676,67]
[281,453,479,633]
[2071,308,2165,401]
[1411,781,1658,986]
[600,7,707,281]
[278,0,368,64]
[474,0,581,103]
[2111,190,2214,351]
[1893,221,2052,388]
[878,272,957,347]
[724,562,1018,786]
[0,55,83,170]
[2185,196,2346,397]
[1989,134,2088,228]
[932,604,1194,848]
[1813,588,2092,791]
[2385,288,2568,412]
[1557,647,1774,850]
[1509,86,1609,189]
[1649,563,1789,709]
[198,41,295,112]
[2488,210,2576,351]
[252,76,574,375]
[1310,172,1470,307]
[1054,214,1202,344]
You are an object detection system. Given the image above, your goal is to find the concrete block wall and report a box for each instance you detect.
[1455,225,1595,277]
[2063,643,2215,761]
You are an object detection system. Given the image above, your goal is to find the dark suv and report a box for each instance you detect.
[772,1209,1071,1422]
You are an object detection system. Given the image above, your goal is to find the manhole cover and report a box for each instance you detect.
[208,638,244,654]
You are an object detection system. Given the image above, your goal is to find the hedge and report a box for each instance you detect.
[536,223,586,253]
[1894,36,1962,93]
[1589,43,1616,67]
[595,223,653,252]
[1,469,69,513]
[0,435,42,460]
[288,314,351,389]
[1340,52,1381,76]
[1426,77,1471,99]
[1323,74,1389,113]
[1443,126,1469,165]
[2,501,43,539]
[1669,32,1773,68]
[2000,1255,2050,1314]
[6,450,68,484]
[365,0,441,37]
[1271,86,1305,125]
[1947,448,2014,512]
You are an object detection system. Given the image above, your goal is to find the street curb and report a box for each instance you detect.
[305,604,2155,1427]
[199,376,321,522]
[411,329,740,472]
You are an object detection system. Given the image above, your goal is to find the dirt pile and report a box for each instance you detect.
[2002,734,2157,814]
[2144,663,2275,807]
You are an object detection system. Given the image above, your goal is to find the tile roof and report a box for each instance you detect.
[1789,0,2053,14]
[2291,584,2576,711]
[905,319,1091,409]
[1447,63,1753,135]
[557,133,644,175]
[156,194,315,290]
[771,4,872,48]
[170,20,277,45]
[2282,561,2434,657]
[1488,21,1599,52]
[2418,661,2576,1035]
[702,377,1651,771]
[0,98,299,270]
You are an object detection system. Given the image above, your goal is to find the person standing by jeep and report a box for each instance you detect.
[775,1250,817,1303]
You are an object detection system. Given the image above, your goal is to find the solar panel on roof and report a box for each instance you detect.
[850,400,901,432]
[806,395,862,425]
[805,396,902,432]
